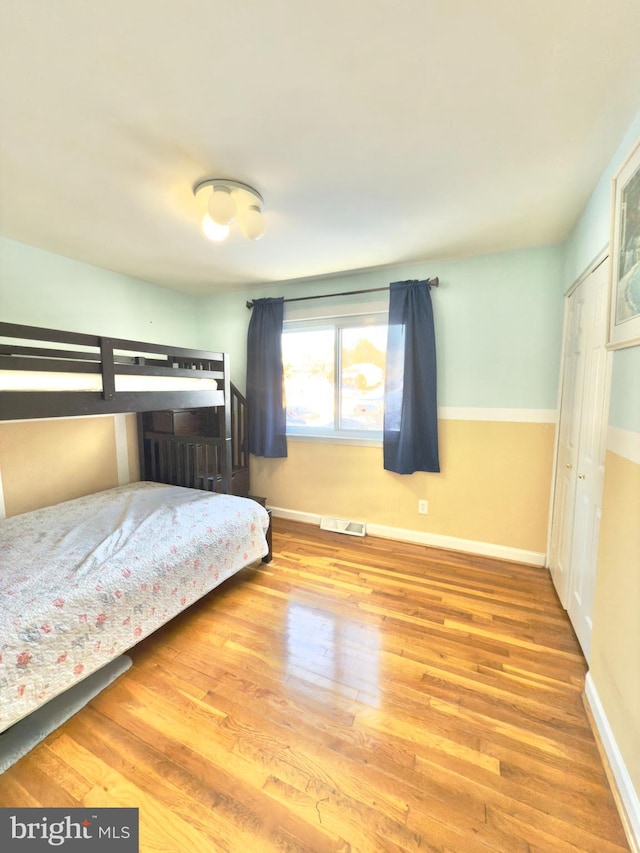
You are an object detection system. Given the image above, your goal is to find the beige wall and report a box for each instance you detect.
[590,450,640,796]
[252,418,556,556]
[0,414,139,517]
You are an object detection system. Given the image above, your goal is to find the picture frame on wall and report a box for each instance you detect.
[608,135,640,349]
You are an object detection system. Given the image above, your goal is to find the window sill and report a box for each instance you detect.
[286,432,382,448]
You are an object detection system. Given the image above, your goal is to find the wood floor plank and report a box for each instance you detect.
[0,518,630,852]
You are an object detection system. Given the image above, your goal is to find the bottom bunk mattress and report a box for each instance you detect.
[0,481,270,732]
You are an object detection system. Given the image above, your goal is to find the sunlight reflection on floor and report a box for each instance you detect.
[284,601,381,707]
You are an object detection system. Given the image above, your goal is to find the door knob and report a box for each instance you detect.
[578,473,585,479]
[566,463,572,469]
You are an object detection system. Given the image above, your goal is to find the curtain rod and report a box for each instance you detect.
[245,277,439,309]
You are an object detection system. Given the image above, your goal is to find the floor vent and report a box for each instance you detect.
[320,516,366,537]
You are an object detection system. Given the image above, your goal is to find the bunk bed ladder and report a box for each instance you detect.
[139,379,250,497]
[230,383,250,496]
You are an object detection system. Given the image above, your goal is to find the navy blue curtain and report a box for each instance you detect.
[383,279,439,474]
[247,297,288,458]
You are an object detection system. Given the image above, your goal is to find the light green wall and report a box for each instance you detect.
[609,346,640,433]
[564,109,640,290]
[564,107,640,435]
[0,236,199,346]
[431,247,564,409]
[197,245,565,409]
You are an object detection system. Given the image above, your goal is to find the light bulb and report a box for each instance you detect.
[208,187,236,226]
[239,204,266,240]
[201,213,230,242]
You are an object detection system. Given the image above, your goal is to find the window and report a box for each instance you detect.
[282,315,387,440]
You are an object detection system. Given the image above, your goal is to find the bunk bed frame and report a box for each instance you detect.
[0,321,235,491]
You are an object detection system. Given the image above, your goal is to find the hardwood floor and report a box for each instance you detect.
[0,519,630,852]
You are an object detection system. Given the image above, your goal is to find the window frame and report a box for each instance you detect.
[282,312,387,444]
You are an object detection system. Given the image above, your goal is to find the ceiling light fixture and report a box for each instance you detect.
[193,178,266,243]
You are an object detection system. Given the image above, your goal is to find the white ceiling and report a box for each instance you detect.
[1,0,640,296]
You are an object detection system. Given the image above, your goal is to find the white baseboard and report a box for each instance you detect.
[270,507,323,526]
[268,506,546,566]
[585,672,640,851]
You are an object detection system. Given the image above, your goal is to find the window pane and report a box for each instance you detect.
[283,328,335,428]
[340,326,386,430]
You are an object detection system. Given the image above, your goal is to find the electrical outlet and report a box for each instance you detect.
[418,499,428,515]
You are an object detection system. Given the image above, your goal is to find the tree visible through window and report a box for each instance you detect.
[282,317,386,436]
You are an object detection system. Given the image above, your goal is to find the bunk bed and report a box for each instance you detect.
[0,322,270,735]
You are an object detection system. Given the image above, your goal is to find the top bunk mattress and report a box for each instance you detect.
[0,482,269,732]
[0,322,228,419]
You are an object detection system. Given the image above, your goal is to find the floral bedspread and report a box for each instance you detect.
[0,482,269,731]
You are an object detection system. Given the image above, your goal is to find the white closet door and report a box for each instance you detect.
[549,259,611,661]
[549,281,587,605]
[566,261,610,659]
